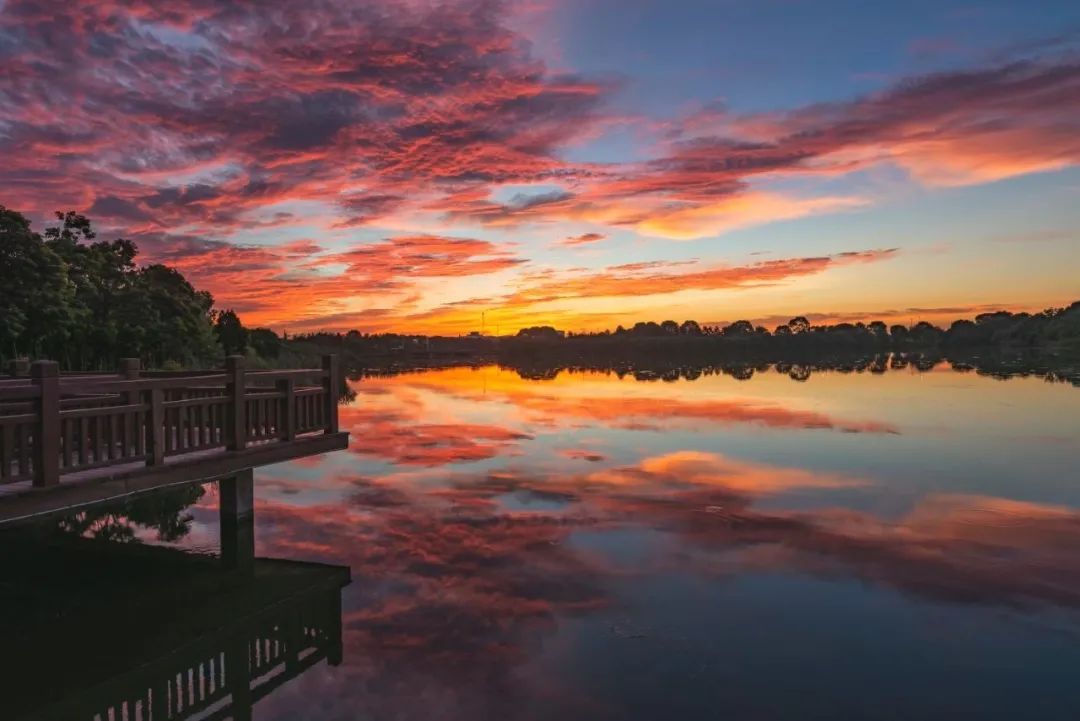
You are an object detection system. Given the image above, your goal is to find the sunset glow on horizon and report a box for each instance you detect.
[2,0,1078,334]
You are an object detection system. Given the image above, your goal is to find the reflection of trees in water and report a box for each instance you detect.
[56,484,205,543]
[339,376,358,404]
[380,351,1079,386]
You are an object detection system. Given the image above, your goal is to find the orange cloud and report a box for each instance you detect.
[395,366,899,434]
[344,404,533,466]
[590,450,863,494]
[522,249,896,303]
[2,0,1078,333]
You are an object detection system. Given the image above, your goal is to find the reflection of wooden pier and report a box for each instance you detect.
[2,535,350,721]
[0,355,348,524]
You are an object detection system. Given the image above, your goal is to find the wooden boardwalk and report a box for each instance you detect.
[0,355,348,524]
[0,538,350,721]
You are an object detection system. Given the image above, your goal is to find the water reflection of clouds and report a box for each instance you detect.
[257,448,1080,653]
[248,447,1080,719]
[391,369,900,435]
[336,368,902,477]
[243,366,1080,718]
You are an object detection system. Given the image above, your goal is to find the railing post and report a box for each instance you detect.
[226,634,254,721]
[226,355,247,451]
[8,358,29,377]
[118,357,140,380]
[31,360,59,487]
[322,354,339,433]
[277,377,296,441]
[119,358,141,459]
[147,387,165,466]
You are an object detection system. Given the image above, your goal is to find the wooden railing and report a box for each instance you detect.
[0,355,341,488]
[12,562,348,721]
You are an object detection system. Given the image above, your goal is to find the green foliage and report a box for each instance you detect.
[249,327,282,359]
[0,206,75,358]
[1,206,220,369]
[213,309,249,356]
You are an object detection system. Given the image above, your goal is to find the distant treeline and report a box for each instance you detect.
[5,205,1079,371]
[290,302,1080,371]
[499,351,1080,387]
[508,308,1080,353]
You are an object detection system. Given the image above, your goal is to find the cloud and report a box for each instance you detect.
[558,448,607,462]
[591,450,863,494]
[323,235,525,279]
[499,248,898,305]
[558,232,606,246]
[344,404,533,466]
[132,232,523,329]
[1,0,1078,331]
[632,191,867,240]
[388,365,899,435]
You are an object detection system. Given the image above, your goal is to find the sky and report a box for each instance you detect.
[1,0,1079,335]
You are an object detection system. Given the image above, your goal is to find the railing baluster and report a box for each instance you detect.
[136,405,147,458]
[278,378,296,441]
[182,402,191,451]
[108,413,118,460]
[226,356,246,451]
[1,423,11,480]
[18,424,31,478]
[78,416,88,466]
[148,388,165,466]
[94,413,105,463]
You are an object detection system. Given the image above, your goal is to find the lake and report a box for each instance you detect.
[8,359,1080,719]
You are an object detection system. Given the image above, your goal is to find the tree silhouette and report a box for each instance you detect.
[1,207,219,369]
[787,316,810,334]
[213,309,249,355]
[723,320,755,337]
[0,206,74,359]
[680,320,703,336]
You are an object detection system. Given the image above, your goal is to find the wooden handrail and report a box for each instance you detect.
[59,402,147,420]
[0,413,38,425]
[246,368,328,381]
[0,385,41,400]
[0,355,342,488]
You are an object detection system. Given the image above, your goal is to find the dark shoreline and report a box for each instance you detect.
[342,348,1080,387]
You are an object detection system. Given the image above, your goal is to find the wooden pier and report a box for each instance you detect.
[0,355,348,524]
[0,534,350,721]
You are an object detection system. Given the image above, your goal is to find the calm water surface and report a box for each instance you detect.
[36,364,1080,719]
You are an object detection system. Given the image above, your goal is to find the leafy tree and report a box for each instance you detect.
[723,320,755,337]
[787,316,810,334]
[0,206,74,358]
[134,264,218,367]
[680,320,702,336]
[1,206,220,369]
[659,320,680,335]
[250,328,282,359]
[214,309,249,355]
[630,321,663,337]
